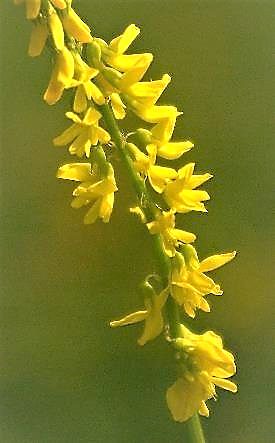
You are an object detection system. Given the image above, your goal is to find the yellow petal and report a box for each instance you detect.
[199,251,237,273]
[127,74,171,108]
[71,194,91,209]
[178,163,195,181]
[55,46,75,85]
[109,24,140,54]
[138,288,169,346]
[199,298,210,313]
[83,107,102,125]
[198,401,209,417]
[51,0,66,9]
[151,115,178,143]
[149,166,177,193]
[28,22,48,57]
[62,8,93,43]
[108,53,148,71]
[74,85,87,113]
[97,127,111,144]
[212,377,238,393]
[79,178,117,198]
[88,126,98,147]
[170,228,196,244]
[44,47,74,105]
[83,199,102,224]
[85,81,105,105]
[53,123,81,146]
[99,192,115,222]
[166,377,209,423]
[119,54,153,89]
[49,11,64,51]
[43,80,63,106]
[110,93,126,119]
[57,163,91,181]
[69,132,91,158]
[157,141,194,160]
[137,105,179,123]
[146,220,159,235]
[65,111,82,124]
[110,310,147,327]
[188,173,213,189]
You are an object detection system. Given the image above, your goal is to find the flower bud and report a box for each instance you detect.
[102,67,122,87]
[86,40,102,69]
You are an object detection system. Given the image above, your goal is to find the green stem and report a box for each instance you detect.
[100,103,206,443]
[185,414,207,443]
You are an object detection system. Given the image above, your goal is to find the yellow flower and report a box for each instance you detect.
[57,162,117,224]
[102,24,153,73]
[128,143,177,193]
[99,55,155,119]
[171,245,236,317]
[110,287,169,346]
[28,7,64,57]
[28,5,91,57]
[65,52,104,113]
[60,7,93,43]
[53,107,111,157]
[151,116,194,160]
[122,74,172,115]
[164,162,212,213]
[44,46,74,105]
[146,210,196,257]
[166,325,237,422]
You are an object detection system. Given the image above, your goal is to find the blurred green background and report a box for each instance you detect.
[1,0,274,442]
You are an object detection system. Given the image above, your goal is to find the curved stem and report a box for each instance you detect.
[100,103,206,443]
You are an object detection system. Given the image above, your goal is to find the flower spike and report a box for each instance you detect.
[14,5,238,431]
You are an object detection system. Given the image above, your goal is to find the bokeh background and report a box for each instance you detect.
[1,0,274,442]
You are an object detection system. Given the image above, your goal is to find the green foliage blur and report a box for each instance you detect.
[1,1,274,442]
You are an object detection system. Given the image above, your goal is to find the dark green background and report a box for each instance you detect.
[1,1,274,442]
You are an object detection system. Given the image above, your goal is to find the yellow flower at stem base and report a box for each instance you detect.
[171,245,236,317]
[53,107,111,157]
[110,287,169,346]
[166,325,237,422]
[57,162,117,224]
[146,210,196,257]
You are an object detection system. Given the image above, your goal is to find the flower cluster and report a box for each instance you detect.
[166,325,237,422]
[14,0,237,425]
